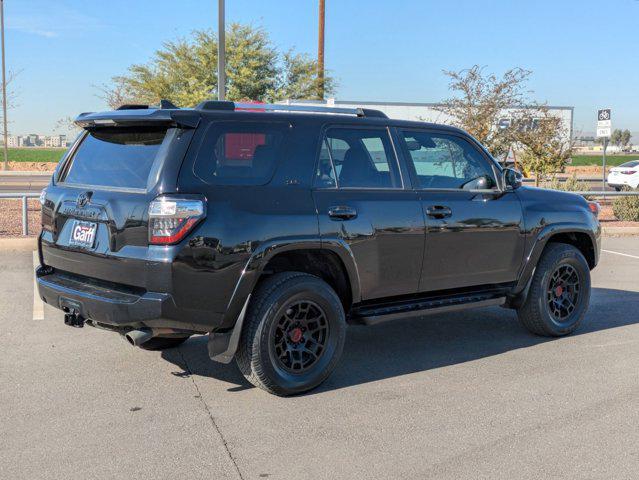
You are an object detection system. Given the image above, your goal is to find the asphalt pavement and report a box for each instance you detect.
[1,237,638,479]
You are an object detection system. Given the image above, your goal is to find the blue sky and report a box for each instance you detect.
[6,0,639,136]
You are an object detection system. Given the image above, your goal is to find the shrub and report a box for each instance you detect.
[612,195,639,222]
[547,174,588,192]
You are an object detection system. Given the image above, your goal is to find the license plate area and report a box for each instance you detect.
[68,220,97,249]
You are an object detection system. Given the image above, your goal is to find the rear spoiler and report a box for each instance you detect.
[74,108,200,129]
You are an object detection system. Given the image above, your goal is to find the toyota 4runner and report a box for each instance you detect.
[36,101,601,395]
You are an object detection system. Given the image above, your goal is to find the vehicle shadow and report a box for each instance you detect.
[161,287,639,394]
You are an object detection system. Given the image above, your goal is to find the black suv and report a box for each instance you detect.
[36,101,601,395]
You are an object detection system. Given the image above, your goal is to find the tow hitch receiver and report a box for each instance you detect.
[64,312,85,328]
[60,298,85,328]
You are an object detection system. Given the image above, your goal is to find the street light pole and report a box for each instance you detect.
[1,0,8,171]
[317,0,325,100]
[217,0,226,101]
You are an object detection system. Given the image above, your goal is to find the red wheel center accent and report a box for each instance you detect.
[289,327,303,343]
[555,285,564,297]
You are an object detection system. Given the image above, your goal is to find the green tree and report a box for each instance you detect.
[434,65,532,159]
[621,129,632,148]
[516,107,573,185]
[435,65,572,183]
[103,24,335,108]
[610,129,623,149]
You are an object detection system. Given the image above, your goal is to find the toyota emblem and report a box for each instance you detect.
[76,192,92,208]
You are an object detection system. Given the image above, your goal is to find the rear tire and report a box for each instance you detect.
[235,272,346,396]
[517,243,591,337]
[139,336,190,351]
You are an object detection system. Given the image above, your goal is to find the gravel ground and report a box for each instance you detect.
[0,200,41,236]
[5,161,58,172]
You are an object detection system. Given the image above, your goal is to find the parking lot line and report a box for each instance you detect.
[602,249,639,260]
[32,251,44,321]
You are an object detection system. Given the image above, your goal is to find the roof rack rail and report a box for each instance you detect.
[195,101,388,118]
[116,104,148,110]
[116,99,179,111]
[195,100,235,111]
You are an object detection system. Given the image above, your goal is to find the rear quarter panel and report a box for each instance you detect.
[174,117,322,329]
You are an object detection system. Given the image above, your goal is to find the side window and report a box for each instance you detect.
[315,127,401,189]
[194,121,289,185]
[400,130,496,190]
[316,139,337,187]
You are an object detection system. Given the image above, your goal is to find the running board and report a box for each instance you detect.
[350,293,507,326]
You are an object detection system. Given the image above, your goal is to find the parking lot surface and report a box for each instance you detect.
[1,237,638,479]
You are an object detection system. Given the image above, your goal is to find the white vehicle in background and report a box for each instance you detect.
[607,160,639,191]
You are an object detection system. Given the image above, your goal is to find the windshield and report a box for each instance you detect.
[60,127,168,190]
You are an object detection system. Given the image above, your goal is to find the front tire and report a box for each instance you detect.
[517,243,591,337]
[235,272,346,396]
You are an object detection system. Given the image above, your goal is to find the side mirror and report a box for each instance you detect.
[502,168,523,190]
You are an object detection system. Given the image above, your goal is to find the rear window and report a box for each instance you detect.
[194,121,290,185]
[61,127,168,190]
[619,160,639,168]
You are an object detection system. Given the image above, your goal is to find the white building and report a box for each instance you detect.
[7,135,23,147]
[42,135,68,148]
[280,99,574,145]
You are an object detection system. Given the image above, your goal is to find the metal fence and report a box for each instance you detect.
[1,190,638,237]
[0,192,40,236]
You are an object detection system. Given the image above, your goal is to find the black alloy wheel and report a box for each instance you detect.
[546,264,581,323]
[270,300,330,374]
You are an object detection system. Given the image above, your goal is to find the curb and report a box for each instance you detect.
[0,171,53,176]
[602,227,639,236]
[0,237,37,251]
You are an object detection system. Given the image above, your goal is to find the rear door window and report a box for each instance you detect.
[60,127,168,190]
[194,121,290,185]
[315,127,401,189]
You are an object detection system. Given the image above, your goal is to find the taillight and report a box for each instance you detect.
[148,196,205,245]
[620,170,637,175]
[587,201,600,217]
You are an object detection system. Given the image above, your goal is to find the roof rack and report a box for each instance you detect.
[117,99,179,110]
[195,101,387,118]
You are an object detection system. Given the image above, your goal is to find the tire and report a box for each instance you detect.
[139,336,190,351]
[235,272,346,396]
[517,243,591,337]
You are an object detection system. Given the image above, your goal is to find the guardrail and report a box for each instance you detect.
[570,191,639,197]
[0,190,637,238]
[522,177,602,183]
[0,192,40,236]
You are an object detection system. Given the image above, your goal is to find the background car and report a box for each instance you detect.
[607,160,639,190]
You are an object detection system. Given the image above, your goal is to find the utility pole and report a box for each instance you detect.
[1,0,8,171]
[217,0,226,101]
[317,0,325,100]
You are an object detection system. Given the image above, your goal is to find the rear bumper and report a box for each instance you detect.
[607,176,638,188]
[36,266,208,332]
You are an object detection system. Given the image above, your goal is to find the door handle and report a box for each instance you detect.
[425,205,452,219]
[328,205,357,220]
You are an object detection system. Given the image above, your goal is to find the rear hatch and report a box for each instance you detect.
[40,111,199,289]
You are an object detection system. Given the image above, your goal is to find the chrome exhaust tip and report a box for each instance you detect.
[124,329,154,346]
